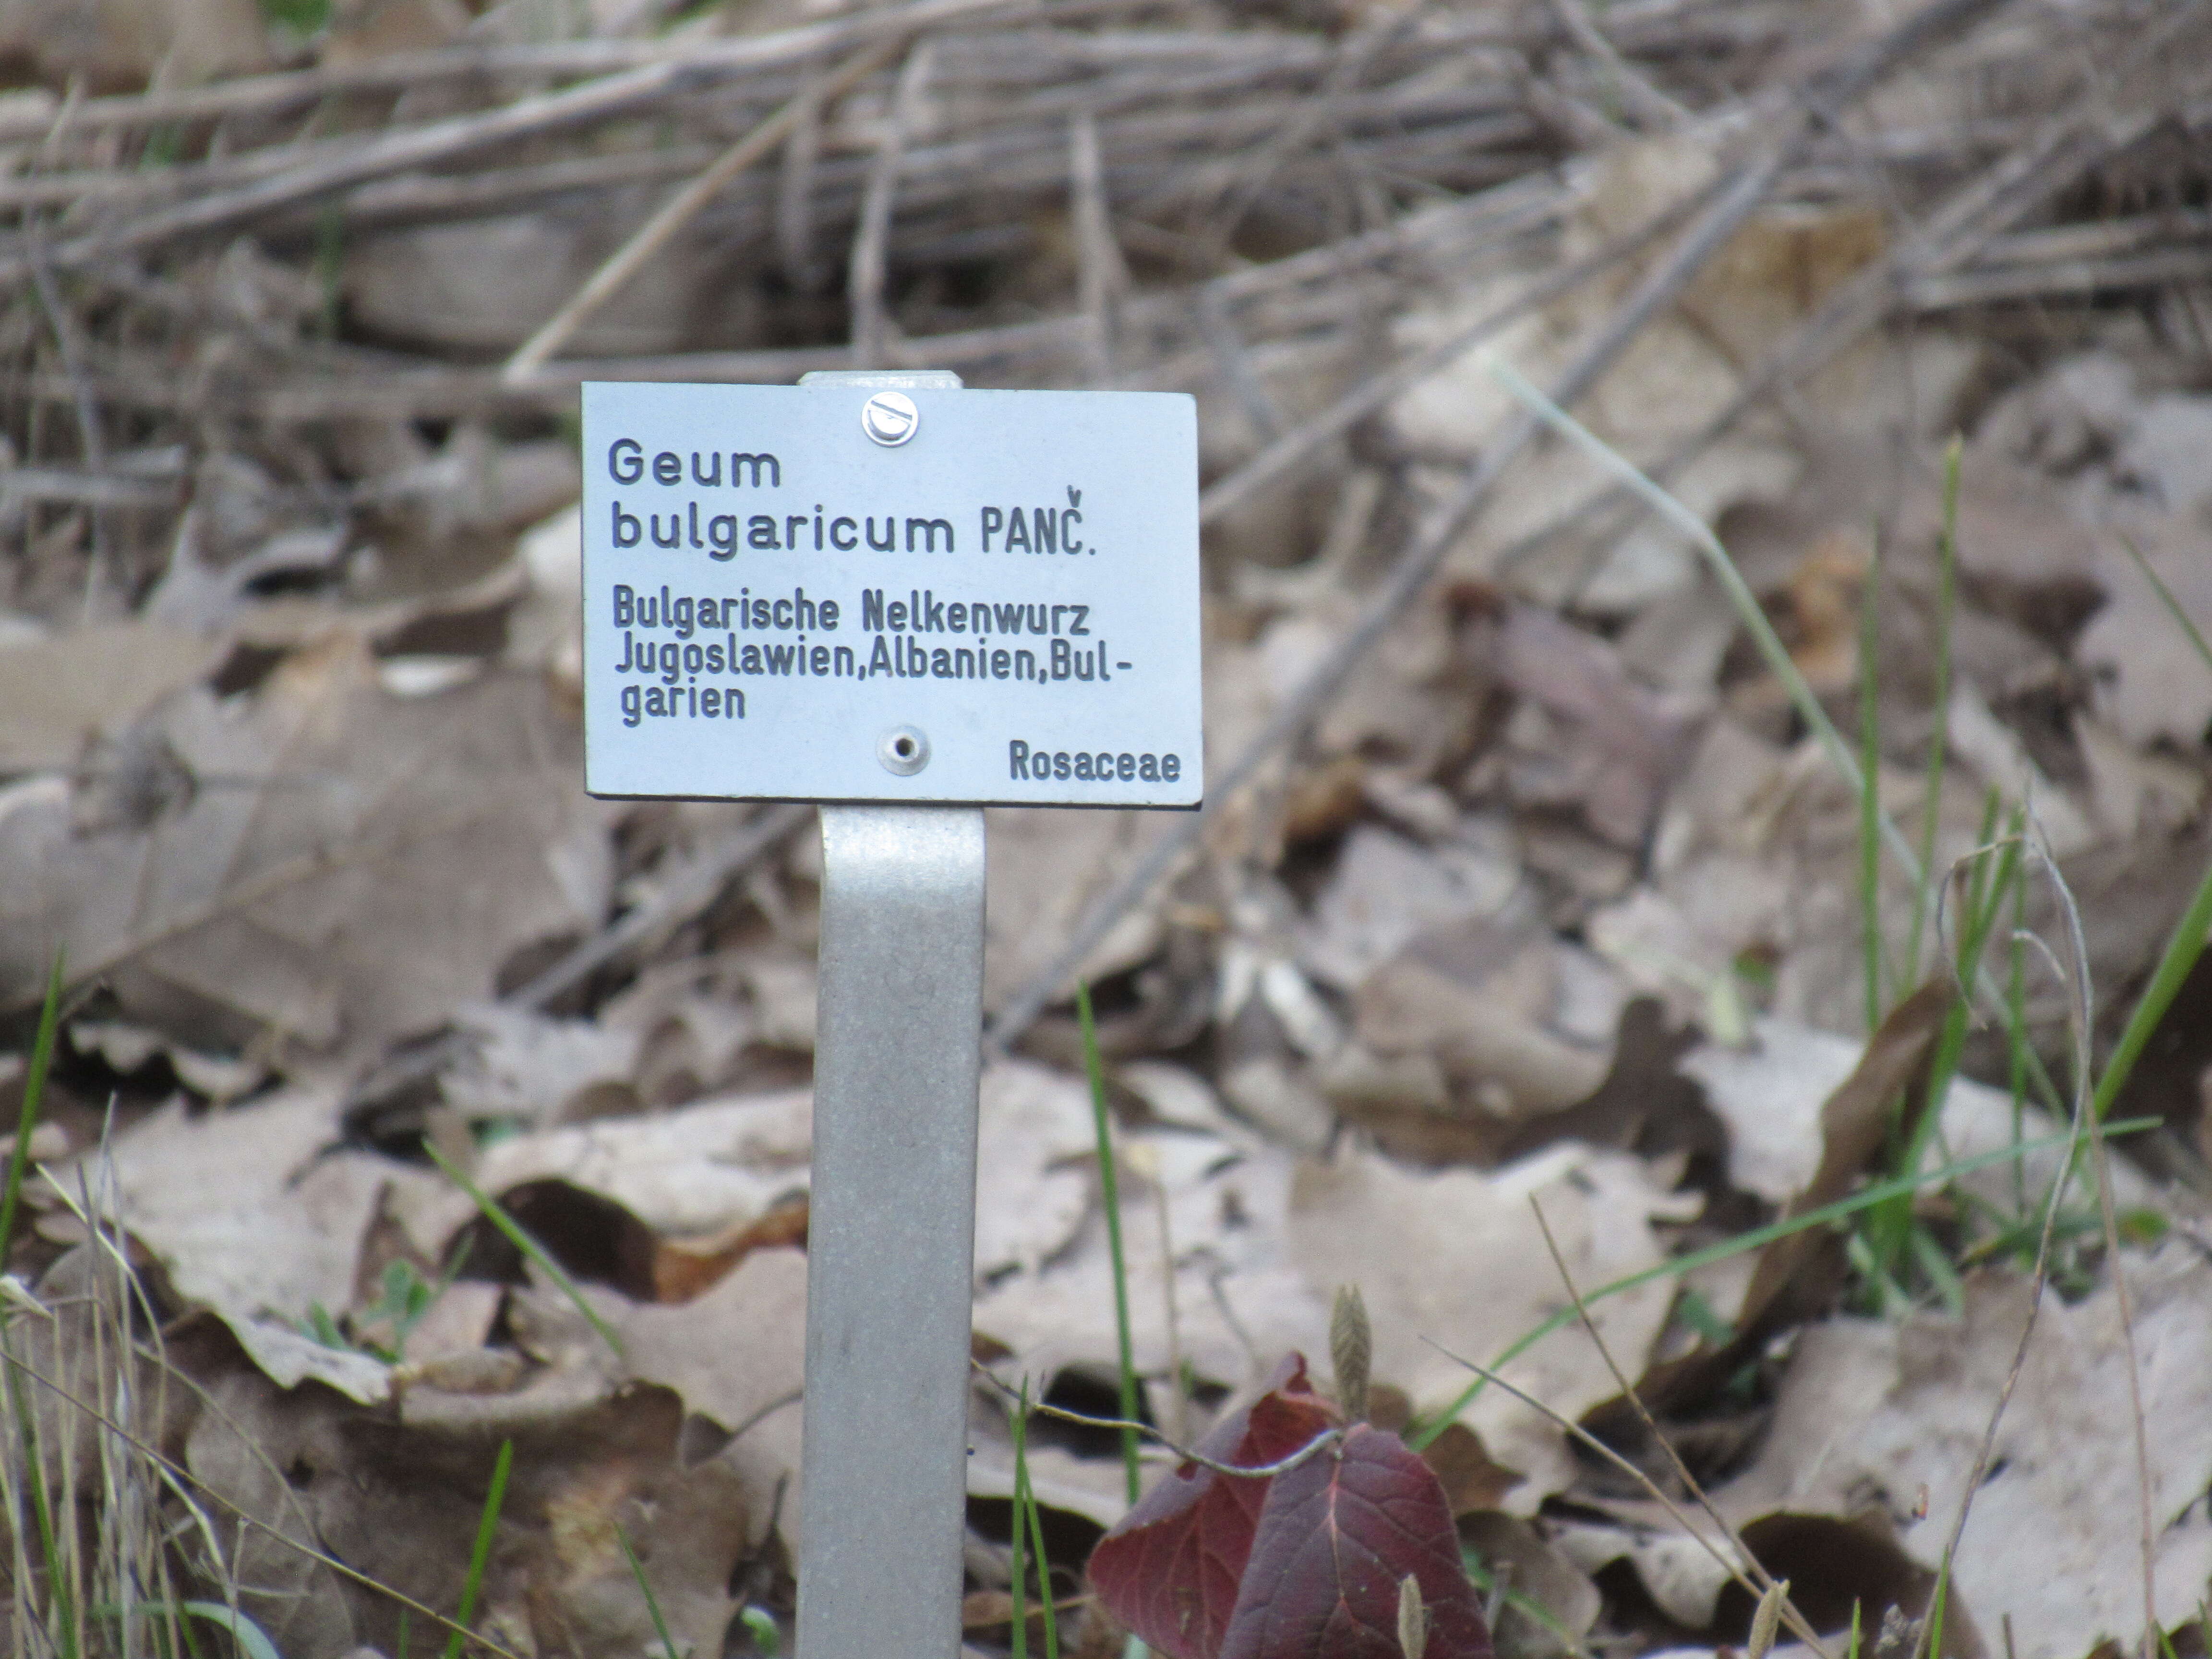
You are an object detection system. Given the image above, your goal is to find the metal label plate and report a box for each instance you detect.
[581,381,1203,808]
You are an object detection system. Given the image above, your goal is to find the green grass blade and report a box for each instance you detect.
[1480,351,1921,886]
[2120,534,2212,676]
[0,954,72,1653]
[2093,846,2212,1122]
[1075,983,1142,1505]
[2008,865,2030,1216]
[6,1357,76,1659]
[615,1526,684,1659]
[737,1606,779,1657]
[423,1144,624,1359]
[2075,536,2212,1122]
[1020,1441,1059,1659]
[1858,545,1886,1033]
[1406,1117,2157,1450]
[1871,802,2020,1281]
[1482,349,2079,1141]
[1009,1379,1030,1659]
[1906,437,1962,986]
[1460,1551,1582,1652]
[445,1438,513,1659]
[1010,1378,1060,1659]
[0,953,66,1259]
[175,1602,284,1659]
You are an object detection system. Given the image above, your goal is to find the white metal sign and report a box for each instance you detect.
[581,380,1203,808]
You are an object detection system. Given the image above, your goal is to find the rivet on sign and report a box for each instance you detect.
[861,392,920,447]
[878,725,930,775]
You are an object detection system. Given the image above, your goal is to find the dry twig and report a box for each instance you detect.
[504,36,907,382]
[1527,1196,1828,1654]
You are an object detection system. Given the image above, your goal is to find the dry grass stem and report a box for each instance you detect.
[1526,1198,1829,1657]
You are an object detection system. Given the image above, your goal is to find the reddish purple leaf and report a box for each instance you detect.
[1218,1423,1492,1659]
[1089,1356,1339,1659]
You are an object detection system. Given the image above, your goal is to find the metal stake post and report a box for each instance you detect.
[796,373,986,1659]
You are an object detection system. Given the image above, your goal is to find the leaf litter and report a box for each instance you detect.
[3,0,2212,1654]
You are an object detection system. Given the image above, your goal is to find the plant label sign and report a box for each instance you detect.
[580,380,1202,808]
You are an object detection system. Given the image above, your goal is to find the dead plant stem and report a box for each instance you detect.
[1525,1197,1828,1658]
[0,1339,523,1659]
[969,1362,1336,1479]
[1909,827,2142,1659]
[1419,1335,1801,1642]
[0,0,1033,288]
[848,44,933,368]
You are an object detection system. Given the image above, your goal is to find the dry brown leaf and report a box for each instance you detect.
[2079,524,2212,749]
[390,1087,813,1262]
[100,1085,393,1402]
[192,1360,754,1659]
[0,622,219,772]
[1712,1250,2212,1658]
[617,1246,808,1439]
[1298,821,1519,992]
[1493,605,1704,847]
[1458,1511,1602,1659]
[973,1127,1327,1395]
[181,1369,361,1659]
[652,1196,808,1303]
[1287,1142,1695,1513]
[984,805,1176,1012]
[974,1059,1101,1279]
[1353,951,1609,1120]
[0,635,615,1061]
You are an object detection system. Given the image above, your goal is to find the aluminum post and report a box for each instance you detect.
[793,351,986,1659]
[798,804,985,1659]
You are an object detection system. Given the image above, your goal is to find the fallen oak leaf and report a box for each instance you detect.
[1219,1422,1492,1659]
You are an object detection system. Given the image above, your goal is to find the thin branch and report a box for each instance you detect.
[777,74,830,292]
[848,44,935,369]
[1543,0,1689,128]
[1196,281,1282,443]
[0,0,1031,287]
[1069,110,1129,384]
[1418,1335,1782,1625]
[1526,1197,1830,1659]
[1908,822,2117,1659]
[970,1360,1338,1479]
[503,36,904,383]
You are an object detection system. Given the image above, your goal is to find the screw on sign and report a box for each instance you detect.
[578,369,1202,1659]
[861,390,921,446]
